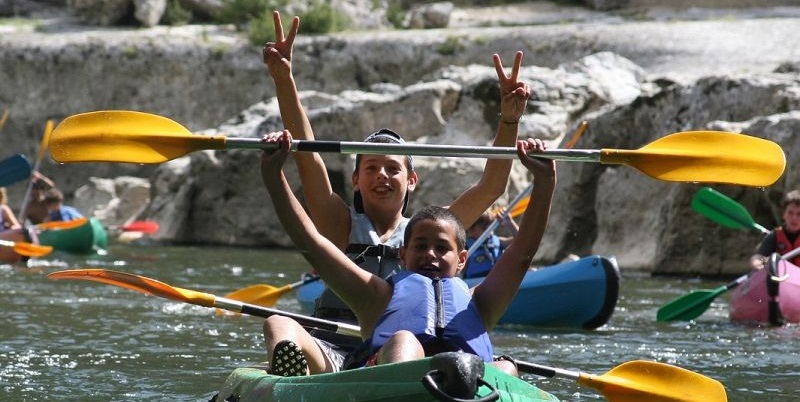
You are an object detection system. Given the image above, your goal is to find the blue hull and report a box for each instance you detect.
[298,255,620,330]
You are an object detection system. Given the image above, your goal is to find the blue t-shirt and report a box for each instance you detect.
[48,206,84,222]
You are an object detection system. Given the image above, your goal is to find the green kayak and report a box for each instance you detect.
[212,352,559,402]
[38,218,108,254]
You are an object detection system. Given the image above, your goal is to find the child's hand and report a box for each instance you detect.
[260,130,292,175]
[262,11,299,79]
[516,138,556,183]
[493,51,531,125]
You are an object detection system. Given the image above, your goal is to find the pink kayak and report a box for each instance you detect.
[729,253,800,325]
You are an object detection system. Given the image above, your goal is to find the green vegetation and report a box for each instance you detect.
[211,0,350,46]
[299,0,350,34]
[163,0,192,26]
[385,1,406,29]
[437,35,464,55]
[214,0,287,29]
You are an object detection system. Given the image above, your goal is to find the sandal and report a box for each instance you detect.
[270,340,308,377]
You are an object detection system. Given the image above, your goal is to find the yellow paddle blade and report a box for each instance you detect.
[224,284,288,308]
[600,131,785,187]
[577,360,727,402]
[47,269,217,307]
[50,110,227,164]
[35,217,89,231]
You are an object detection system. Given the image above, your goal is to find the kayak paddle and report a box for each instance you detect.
[109,220,160,234]
[690,187,770,234]
[0,109,8,130]
[516,359,726,402]
[468,185,531,258]
[0,238,54,258]
[18,120,54,222]
[119,220,159,233]
[48,268,726,402]
[223,275,321,308]
[475,121,587,258]
[657,245,800,322]
[48,110,785,187]
[0,154,32,188]
[489,121,586,221]
[656,187,778,322]
[47,269,360,338]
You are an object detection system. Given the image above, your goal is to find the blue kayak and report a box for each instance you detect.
[298,255,620,330]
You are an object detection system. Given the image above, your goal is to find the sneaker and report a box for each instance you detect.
[269,340,308,377]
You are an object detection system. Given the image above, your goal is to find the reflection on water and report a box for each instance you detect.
[2,244,798,401]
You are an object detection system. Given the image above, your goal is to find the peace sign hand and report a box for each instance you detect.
[262,11,300,80]
[493,51,531,125]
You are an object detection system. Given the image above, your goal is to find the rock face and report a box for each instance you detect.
[3,8,800,276]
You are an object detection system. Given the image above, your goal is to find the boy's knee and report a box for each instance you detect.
[263,315,298,335]
[391,330,416,341]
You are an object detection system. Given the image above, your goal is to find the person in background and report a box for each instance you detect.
[260,131,556,376]
[24,172,55,225]
[750,190,800,270]
[42,188,84,222]
[463,211,518,279]
[0,187,32,263]
[261,10,531,372]
[0,187,22,230]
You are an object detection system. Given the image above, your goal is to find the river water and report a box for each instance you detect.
[1,243,797,401]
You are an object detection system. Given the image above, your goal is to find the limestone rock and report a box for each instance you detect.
[133,0,166,27]
[67,0,131,25]
[405,2,453,29]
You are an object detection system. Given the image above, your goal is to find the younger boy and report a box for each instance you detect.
[260,130,555,376]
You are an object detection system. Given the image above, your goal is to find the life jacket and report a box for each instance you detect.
[774,227,800,265]
[313,207,407,322]
[369,271,494,362]
[463,234,502,278]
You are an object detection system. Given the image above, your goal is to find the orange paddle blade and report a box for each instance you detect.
[14,242,54,257]
[35,217,89,231]
[0,239,53,257]
[48,269,216,307]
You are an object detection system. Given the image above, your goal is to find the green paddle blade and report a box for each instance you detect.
[656,286,727,322]
[691,187,769,233]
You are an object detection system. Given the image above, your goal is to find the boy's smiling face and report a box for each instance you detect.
[400,218,467,279]
[353,154,416,212]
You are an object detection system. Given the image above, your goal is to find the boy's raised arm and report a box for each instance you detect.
[472,138,556,329]
[262,11,351,248]
[260,130,390,328]
[448,51,529,229]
